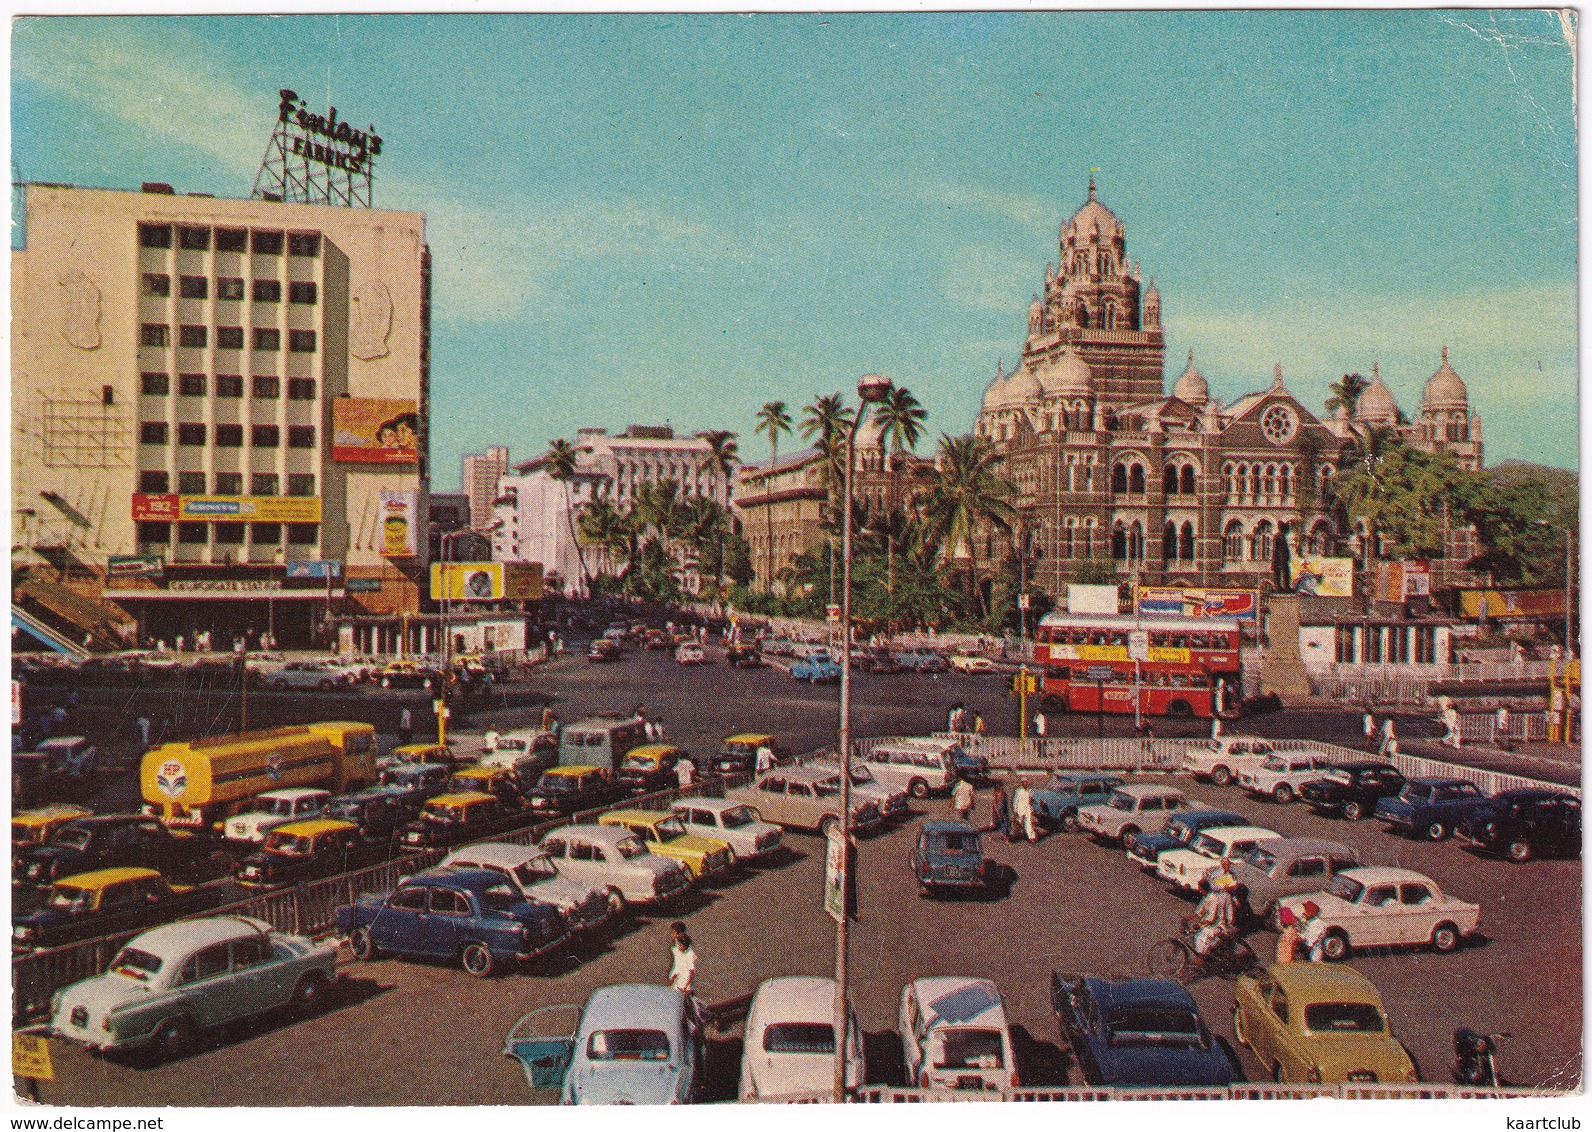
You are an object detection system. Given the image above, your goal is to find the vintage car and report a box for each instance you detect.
[895,650,949,674]
[337,866,570,978]
[586,639,622,664]
[1278,866,1482,959]
[728,767,885,837]
[725,645,764,668]
[669,798,783,862]
[320,788,414,843]
[707,733,790,776]
[855,741,958,799]
[386,741,470,769]
[950,653,1000,674]
[264,662,350,691]
[321,655,377,683]
[442,843,614,935]
[1077,784,1199,844]
[808,761,912,821]
[525,765,623,817]
[1179,735,1278,786]
[1299,762,1408,821]
[899,976,1018,1091]
[910,820,992,895]
[395,792,512,851]
[1229,838,1360,920]
[1156,824,1282,894]
[1051,973,1240,1086]
[233,819,370,887]
[1374,777,1493,842]
[674,642,708,666]
[642,628,672,650]
[1456,788,1582,862]
[615,744,688,795]
[740,976,864,1100]
[538,824,694,912]
[49,915,338,1056]
[1232,963,1419,1084]
[1125,809,1247,869]
[15,814,183,891]
[223,788,335,845]
[376,659,441,689]
[1238,752,1339,804]
[863,647,906,675]
[12,804,93,849]
[372,760,454,807]
[791,653,842,683]
[598,810,734,879]
[449,764,530,810]
[559,984,705,1104]
[14,867,213,952]
[1031,772,1128,832]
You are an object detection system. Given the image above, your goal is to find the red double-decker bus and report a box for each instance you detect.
[1034,612,1243,719]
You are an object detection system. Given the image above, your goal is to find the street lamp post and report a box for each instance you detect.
[834,373,893,1104]
[436,530,472,747]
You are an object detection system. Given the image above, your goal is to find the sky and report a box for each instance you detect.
[11,10,1579,491]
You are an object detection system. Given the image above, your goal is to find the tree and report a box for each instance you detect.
[1333,431,1480,560]
[873,384,928,513]
[754,401,793,592]
[544,438,590,595]
[921,433,1018,620]
[1325,372,1370,418]
[1464,469,1577,585]
[800,393,855,515]
[576,497,633,579]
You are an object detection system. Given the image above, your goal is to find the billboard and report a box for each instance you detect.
[132,494,322,523]
[332,398,420,464]
[1067,583,1120,615]
[107,554,164,579]
[431,562,503,601]
[503,562,544,601]
[378,491,418,557]
[1460,589,1568,621]
[285,560,342,580]
[1136,586,1259,622]
[1287,555,1354,598]
[1377,560,1431,602]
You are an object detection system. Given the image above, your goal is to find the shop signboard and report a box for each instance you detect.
[1377,560,1432,602]
[132,494,322,523]
[1460,588,1568,621]
[503,562,543,601]
[378,491,418,558]
[107,554,164,579]
[285,560,342,580]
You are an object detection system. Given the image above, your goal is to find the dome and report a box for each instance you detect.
[980,364,1009,412]
[1356,364,1399,424]
[1005,364,1043,403]
[1064,177,1124,242]
[1035,348,1092,396]
[1422,346,1468,410]
[1171,349,1208,404]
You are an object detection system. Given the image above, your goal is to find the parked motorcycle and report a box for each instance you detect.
[1453,1028,1509,1087]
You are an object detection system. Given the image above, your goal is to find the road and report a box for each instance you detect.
[29,646,1583,1105]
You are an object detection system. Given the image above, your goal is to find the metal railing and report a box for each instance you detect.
[761,1083,1568,1102]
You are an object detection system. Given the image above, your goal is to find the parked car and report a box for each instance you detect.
[1299,762,1408,821]
[950,653,999,674]
[233,818,372,887]
[561,984,705,1104]
[525,765,623,817]
[442,843,614,936]
[668,798,783,862]
[1077,784,1199,844]
[264,662,349,691]
[320,788,415,843]
[12,804,93,849]
[792,654,842,683]
[1456,788,1582,862]
[674,643,708,666]
[1156,824,1282,894]
[13,867,213,952]
[808,761,913,821]
[740,976,864,1100]
[1277,866,1482,960]
[587,639,622,663]
[337,866,570,978]
[1030,772,1127,832]
[599,810,734,879]
[395,792,513,851]
[1374,777,1493,842]
[642,629,671,651]
[385,742,468,769]
[894,650,949,674]
[481,729,559,776]
[707,733,790,776]
[910,820,992,895]
[370,761,453,810]
[538,824,693,912]
[223,788,335,845]
[863,648,906,675]
[376,659,440,689]
[1232,964,1419,1084]
[898,976,1018,1090]
[857,740,959,798]
[49,915,338,1056]
[1180,735,1278,787]
[616,744,688,794]
[14,736,99,803]
[1125,809,1246,870]
[1229,837,1360,921]
[728,767,885,837]
[725,644,763,668]
[15,814,184,891]
[321,656,376,683]
[449,764,532,810]
[1051,973,1240,1086]
[1238,752,1338,804]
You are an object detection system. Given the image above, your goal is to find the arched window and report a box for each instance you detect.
[1129,464,1146,495]
[1180,521,1196,562]
[1102,301,1118,330]
[1249,465,1262,499]
[1163,464,1180,495]
[1181,464,1197,495]
[1111,464,1128,495]
[1082,519,1096,559]
[1129,521,1145,562]
[1263,464,1277,497]
[1279,465,1292,499]
[1252,520,1274,563]
[1309,520,1333,556]
[1111,522,1127,560]
[1222,462,1236,501]
[1062,519,1075,559]
[1163,522,1178,562]
[1076,305,1090,329]
[1224,521,1245,561]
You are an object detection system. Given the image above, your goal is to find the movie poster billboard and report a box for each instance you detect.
[431,562,504,600]
[1287,556,1354,598]
[503,562,543,601]
[378,490,418,557]
[1377,560,1432,602]
[1136,586,1259,622]
[332,398,420,464]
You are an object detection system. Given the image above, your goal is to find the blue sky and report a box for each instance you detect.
[12,11,1578,489]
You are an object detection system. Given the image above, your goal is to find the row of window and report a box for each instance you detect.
[139,225,320,257]
[143,274,318,304]
[140,325,317,352]
[1334,625,1439,665]
[138,471,315,497]
[141,373,316,400]
[138,521,319,546]
[139,422,316,448]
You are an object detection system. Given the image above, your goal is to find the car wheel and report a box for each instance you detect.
[152,1016,196,1061]
[1272,784,1295,805]
[1232,1004,1249,1048]
[1212,766,1233,787]
[1425,821,1450,842]
[460,941,497,978]
[908,778,929,799]
[349,927,379,961]
[1166,700,1194,720]
[1343,801,1365,821]
[1118,824,1139,844]
[1321,929,1350,962]
[291,971,331,1016]
[818,816,840,839]
[605,887,626,916]
[1059,809,1080,833]
[1431,922,1461,953]
[1507,839,1534,863]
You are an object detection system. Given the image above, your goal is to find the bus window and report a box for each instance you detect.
[1169,635,1187,649]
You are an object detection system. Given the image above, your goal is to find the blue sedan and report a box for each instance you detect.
[1051,973,1241,1086]
[1030,773,1126,831]
[1374,777,1492,842]
[791,656,842,683]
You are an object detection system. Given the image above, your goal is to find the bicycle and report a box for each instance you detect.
[1146,921,1260,985]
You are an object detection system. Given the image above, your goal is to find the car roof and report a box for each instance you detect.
[403,865,511,893]
[62,814,151,829]
[672,797,746,814]
[453,765,509,778]
[552,824,633,846]
[581,984,686,1032]
[1175,809,1246,823]
[626,744,680,758]
[600,809,674,827]
[125,915,275,956]
[543,765,603,778]
[384,761,450,776]
[445,842,544,868]
[763,766,841,784]
[258,787,331,800]
[392,743,447,755]
[1249,837,1355,857]
[58,866,163,887]
[725,733,775,744]
[922,819,980,835]
[1197,825,1282,842]
[1114,783,1184,798]
[750,976,837,1025]
[425,791,497,806]
[911,977,1006,1029]
[35,736,89,749]
[1264,963,1384,1003]
[1084,976,1197,1012]
[272,818,357,837]
[1337,865,1437,885]
[14,805,92,826]
[1407,777,1480,789]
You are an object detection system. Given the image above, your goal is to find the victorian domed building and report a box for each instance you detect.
[974,179,1483,597]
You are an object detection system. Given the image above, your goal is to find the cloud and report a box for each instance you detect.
[898,178,1058,230]
[940,245,1038,313]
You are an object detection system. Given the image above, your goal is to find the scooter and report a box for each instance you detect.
[1453,1028,1509,1087]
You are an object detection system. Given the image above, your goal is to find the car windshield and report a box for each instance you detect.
[930,832,981,854]
[1243,846,1278,873]
[653,817,689,841]
[1190,833,1227,858]
[478,883,522,913]
[763,1022,835,1054]
[54,828,92,849]
[720,806,756,829]
[620,754,657,771]
[512,857,559,885]
[1304,1003,1385,1033]
[109,947,164,982]
[1326,874,1365,902]
[615,836,648,859]
[265,833,312,855]
[587,1029,671,1061]
[1107,1008,1203,1046]
[423,804,460,822]
[934,1029,1005,1070]
[380,769,417,788]
[541,776,578,794]
[1324,768,1354,785]
[1107,792,1135,812]
[724,742,758,757]
[1260,755,1289,772]
[48,886,93,911]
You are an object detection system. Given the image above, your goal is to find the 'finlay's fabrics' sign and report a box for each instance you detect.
[1136,587,1259,622]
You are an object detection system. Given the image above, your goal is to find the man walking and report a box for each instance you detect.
[755,742,776,775]
[989,780,1010,838]
[1378,716,1397,757]
[398,707,413,747]
[1033,711,1047,739]
[668,921,697,996]
[676,757,696,791]
[952,775,975,824]
[1362,709,1376,752]
[1011,778,1037,843]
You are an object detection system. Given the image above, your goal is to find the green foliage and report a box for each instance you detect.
[1464,467,1577,585]
[1334,430,1481,558]
[1071,557,1119,585]
[1324,372,1370,418]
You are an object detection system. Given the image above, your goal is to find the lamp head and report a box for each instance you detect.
[857,373,894,404]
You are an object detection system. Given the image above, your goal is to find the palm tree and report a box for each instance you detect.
[921,433,1018,619]
[873,385,927,510]
[577,497,634,579]
[544,438,590,595]
[801,393,855,500]
[753,401,793,592]
[694,432,738,603]
[1325,372,1370,418]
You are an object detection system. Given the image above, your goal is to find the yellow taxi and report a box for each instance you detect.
[234,818,365,887]
[525,765,619,816]
[598,809,733,878]
[14,867,200,951]
[712,733,788,776]
[616,744,688,794]
[12,804,93,848]
[1233,963,1420,1084]
[389,742,467,768]
[450,763,526,805]
[397,791,509,851]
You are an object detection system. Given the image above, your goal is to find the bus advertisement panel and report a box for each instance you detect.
[1135,586,1259,622]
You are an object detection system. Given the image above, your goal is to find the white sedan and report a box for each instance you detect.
[1155,824,1282,893]
[950,654,998,674]
[740,976,863,1100]
[1278,866,1482,961]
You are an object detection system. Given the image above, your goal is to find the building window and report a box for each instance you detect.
[178,373,206,396]
[1252,521,1274,563]
[178,275,208,300]
[177,423,206,446]
[1414,626,1437,664]
[140,372,170,395]
[252,375,281,399]
[217,277,245,301]
[287,378,316,400]
[178,471,207,494]
[1163,522,1178,562]
[1129,464,1146,495]
[178,325,207,348]
[1180,522,1196,562]
[139,422,169,445]
[1181,465,1197,495]
[214,523,245,545]
[214,424,243,447]
[143,273,171,297]
[1163,465,1180,496]
[250,522,282,545]
[252,279,282,303]
[215,472,243,495]
[288,329,317,353]
[1224,521,1244,560]
[1365,626,1384,664]
[177,521,208,545]
[288,233,321,257]
[251,230,284,256]
[287,473,316,497]
[138,223,172,249]
[215,228,248,253]
[253,328,281,351]
[141,324,171,347]
[138,470,170,494]
[288,280,318,304]
[251,473,279,496]
[1111,464,1127,495]
[178,226,211,250]
[137,521,171,544]
[1112,523,1127,561]
[1389,626,1411,664]
[251,425,281,448]
[216,326,244,350]
[287,523,319,545]
[287,425,316,449]
[215,374,244,398]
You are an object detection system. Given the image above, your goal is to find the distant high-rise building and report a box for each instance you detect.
[462,445,509,531]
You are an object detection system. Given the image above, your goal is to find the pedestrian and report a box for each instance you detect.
[1495,704,1511,748]
[1362,709,1376,751]
[1211,715,1223,739]
[1378,716,1396,757]
[1442,704,1462,750]
[676,757,696,790]
[1012,778,1037,843]
[989,780,1010,837]
[483,728,500,753]
[947,703,963,734]
[755,743,775,775]
[398,707,414,746]
[540,705,556,731]
[1298,901,1326,961]
[634,703,647,721]
[136,715,151,748]
[667,921,697,996]
[973,712,985,736]
[952,776,975,823]
[554,635,564,656]
[1033,711,1047,738]
[1275,907,1304,964]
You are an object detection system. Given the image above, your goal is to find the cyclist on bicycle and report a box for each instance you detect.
[1188,870,1240,962]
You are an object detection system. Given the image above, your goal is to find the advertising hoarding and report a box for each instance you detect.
[107,554,164,578]
[1135,586,1259,622]
[1377,560,1431,602]
[503,562,544,601]
[1287,556,1355,598]
[132,494,322,523]
[1067,583,1121,615]
[431,562,504,600]
[285,560,342,580]
[1459,589,1569,620]
[332,398,420,464]
[378,491,418,558]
